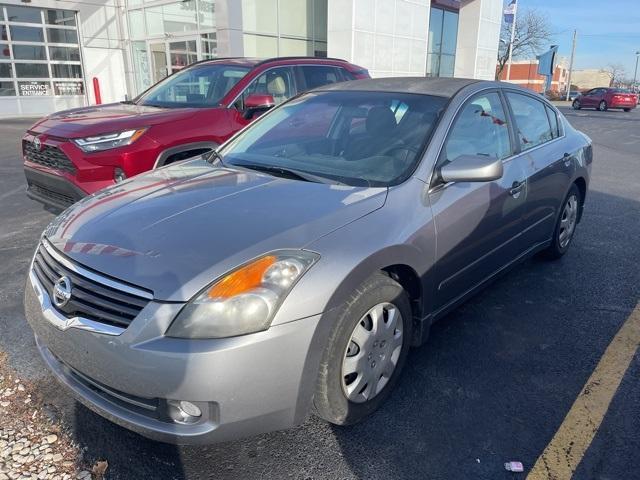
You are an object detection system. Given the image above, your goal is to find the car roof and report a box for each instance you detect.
[191,56,355,69]
[314,77,481,98]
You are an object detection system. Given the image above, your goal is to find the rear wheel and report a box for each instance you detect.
[572,99,581,110]
[543,184,581,259]
[624,108,631,112]
[313,272,412,425]
[598,100,608,111]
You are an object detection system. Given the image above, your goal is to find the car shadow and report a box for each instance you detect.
[66,189,639,479]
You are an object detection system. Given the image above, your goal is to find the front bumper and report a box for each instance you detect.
[24,167,87,211]
[24,271,323,444]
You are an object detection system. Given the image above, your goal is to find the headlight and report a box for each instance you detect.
[73,128,147,152]
[166,250,319,339]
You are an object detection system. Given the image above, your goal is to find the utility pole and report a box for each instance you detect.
[565,30,577,102]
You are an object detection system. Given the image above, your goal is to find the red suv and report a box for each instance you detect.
[572,87,638,112]
[22,57,369,210]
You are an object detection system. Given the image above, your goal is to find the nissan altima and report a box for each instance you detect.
[24,78,592,444]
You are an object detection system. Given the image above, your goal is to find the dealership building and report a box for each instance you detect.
[0,0,502,116]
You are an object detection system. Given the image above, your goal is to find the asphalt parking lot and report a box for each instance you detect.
[1,105,639,480]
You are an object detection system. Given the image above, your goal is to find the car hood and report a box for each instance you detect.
[43,159,387,301]
[28,103,202,138]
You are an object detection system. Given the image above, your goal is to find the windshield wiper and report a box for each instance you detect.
[206,149,225,166]
[233,163,337,184]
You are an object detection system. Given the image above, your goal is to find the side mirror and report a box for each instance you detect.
[243,94,275,120]
[439,155,504,183]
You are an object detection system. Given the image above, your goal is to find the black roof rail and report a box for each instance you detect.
[254,56,350,67]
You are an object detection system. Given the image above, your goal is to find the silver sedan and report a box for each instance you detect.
[24,77,592,444]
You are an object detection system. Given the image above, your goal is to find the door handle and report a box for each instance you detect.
[509,180,525,197]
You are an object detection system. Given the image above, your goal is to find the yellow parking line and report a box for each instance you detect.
[527,302,640,480]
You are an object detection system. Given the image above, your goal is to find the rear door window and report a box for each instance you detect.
[299,65,342,90]
[506,92,553,151]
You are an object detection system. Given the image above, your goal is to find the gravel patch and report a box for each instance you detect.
[0,353,99,480]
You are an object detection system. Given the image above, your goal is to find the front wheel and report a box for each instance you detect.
[572,99,581,110]
[598,100,608,111]
[313,272,412,425]
[543,184,581,259]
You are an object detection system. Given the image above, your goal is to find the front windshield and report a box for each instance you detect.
[137,64,250,108]
[220,91,447,187]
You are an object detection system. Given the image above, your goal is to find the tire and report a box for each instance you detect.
[624,108,631,112]
[598,100,608,111]
[543,184,581,259]
[313,272,413,425]
[572,100,581,110]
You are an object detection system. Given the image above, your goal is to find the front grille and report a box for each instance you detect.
[31,242,150,329]
[23,140,76,174]
[28,183,76,208]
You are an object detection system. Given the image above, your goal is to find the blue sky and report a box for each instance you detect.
[505,0,640,78]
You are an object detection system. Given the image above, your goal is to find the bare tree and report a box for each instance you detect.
[496,10,553,80]
[601,63,626,87]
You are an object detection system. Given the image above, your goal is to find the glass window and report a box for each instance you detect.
[506,92,553,150]
[128,10,145,38]
[51,64,82,78]
[45,9,76,27]
[13,44,46,60]
[220,91,447,187]
[53,81,84,95]
[10,26,45,42]
[0,81,15,96]
[236,66,295,109]
[201,33,217,59]
[241,0,278,35]
[300,66,340,90]
[15,63,49,78]
[132,41,152,93]
[18,80,51,96]
[0,44,10,59]
[444,92,512,162]
[169,40,197,74]
[0,63,12,78]
[6,5,42,23]
[427,8,443,54]
[546,105,560,138]
[138,63,250,108]
[441,11,458,55]
[427,7,458,77]
[47,28,78,44]
[49,46,80,61]
[243,33,277,58]
[198,0,215,29]
[145,1,198,36]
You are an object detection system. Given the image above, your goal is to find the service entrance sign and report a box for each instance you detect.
[18,81,51,96]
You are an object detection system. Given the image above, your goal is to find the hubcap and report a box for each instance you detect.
[559,194,578,248]
[341,302,404,403]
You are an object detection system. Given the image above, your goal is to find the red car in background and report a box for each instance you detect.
[572,87,638,112]
[23,57,369,211]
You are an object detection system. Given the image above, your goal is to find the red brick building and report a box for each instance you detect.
[497,60,569,93]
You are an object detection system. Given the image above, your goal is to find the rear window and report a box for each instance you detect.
[611,88,631,93]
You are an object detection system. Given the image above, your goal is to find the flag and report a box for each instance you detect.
[503,0,517,24]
